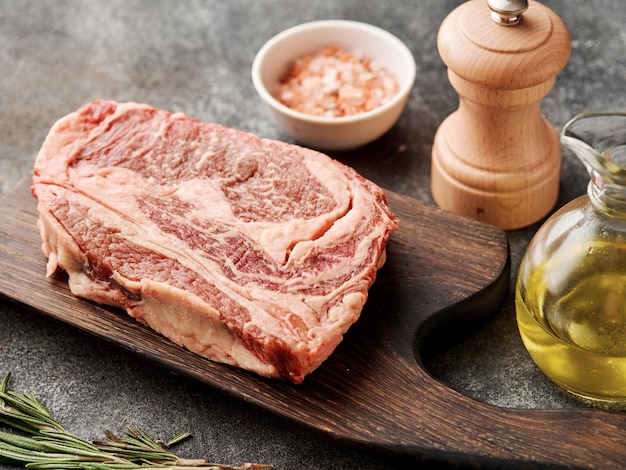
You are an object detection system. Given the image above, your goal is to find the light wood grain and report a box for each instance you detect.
[431,0,571,229]
[2,177,626,467]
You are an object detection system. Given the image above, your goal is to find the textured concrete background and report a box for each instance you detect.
[1,0,625,468]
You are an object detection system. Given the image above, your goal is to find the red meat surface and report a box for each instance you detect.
[31,100,398,383]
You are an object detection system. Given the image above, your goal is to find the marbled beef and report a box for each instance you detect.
[31,100,398,383]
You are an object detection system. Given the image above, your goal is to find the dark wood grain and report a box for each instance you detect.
[2,177,626,468]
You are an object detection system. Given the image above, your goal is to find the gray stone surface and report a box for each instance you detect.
[1,0,625,468]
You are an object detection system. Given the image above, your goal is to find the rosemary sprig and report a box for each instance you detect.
[0,372,270,469]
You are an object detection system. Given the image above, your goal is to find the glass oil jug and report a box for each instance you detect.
[516,112,626,406]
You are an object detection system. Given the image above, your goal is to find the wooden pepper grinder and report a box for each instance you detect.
[431,0,571,229]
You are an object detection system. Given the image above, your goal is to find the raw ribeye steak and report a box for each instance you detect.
[31,100,398,383]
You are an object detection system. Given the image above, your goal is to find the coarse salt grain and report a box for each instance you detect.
[275,46,399,118]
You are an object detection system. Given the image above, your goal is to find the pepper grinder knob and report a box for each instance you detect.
[431,0,571,229]
[488,0,528,25]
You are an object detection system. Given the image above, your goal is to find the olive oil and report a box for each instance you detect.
[516,241,626,403]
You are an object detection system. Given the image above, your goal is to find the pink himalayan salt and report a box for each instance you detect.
[275,46,399,118]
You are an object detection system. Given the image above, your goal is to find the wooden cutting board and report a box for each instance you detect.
[1,177,625,468]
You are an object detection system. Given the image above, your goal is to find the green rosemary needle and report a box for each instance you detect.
[0,372,270,470]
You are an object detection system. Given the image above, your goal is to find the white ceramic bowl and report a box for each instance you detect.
[251,20,416,151]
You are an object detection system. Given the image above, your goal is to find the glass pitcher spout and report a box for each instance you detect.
[561,112,626,217]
